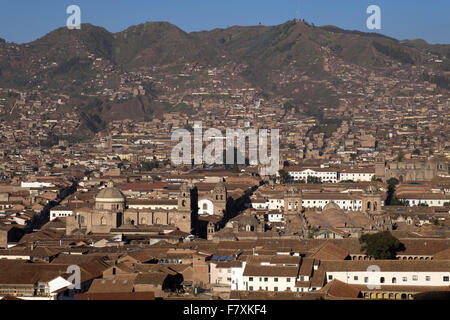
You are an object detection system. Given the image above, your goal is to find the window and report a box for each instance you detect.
[380,277,385,284]
[426,276,431,281]
[402,277,407,282]
[286,287,291,291]
[328,275,333,280]
[444,276,449,282]
[249,277,253,282]
[412,275,418,281]
[249,286,253,291]
[274,278,278,282]
[274,287,278,292]
[287,278,291,282]
[354,276,358,281]
[364,277,369,283]
[264,278,268,282]
[392,277,397,284]
[299,276,304,281]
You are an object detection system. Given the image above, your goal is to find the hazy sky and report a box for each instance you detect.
[1,0,449,44]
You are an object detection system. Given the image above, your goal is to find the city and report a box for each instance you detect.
[0,1,448,307]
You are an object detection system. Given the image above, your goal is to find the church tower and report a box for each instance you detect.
[375,154,386,180]
[212,180,227,217]
[362,185,382,215]
[174,183,192,234]
[284,185,302,215]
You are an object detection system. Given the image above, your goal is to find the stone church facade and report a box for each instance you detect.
[376,155,448,182]
[66,181,194,235]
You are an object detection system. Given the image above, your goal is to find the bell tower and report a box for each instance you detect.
[284,185,302,215]
[212,180,227,217]
[176,182,192,234]
[362,185,382,215]
[375,154,386,180]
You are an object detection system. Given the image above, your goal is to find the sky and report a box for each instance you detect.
[0,0,449,44]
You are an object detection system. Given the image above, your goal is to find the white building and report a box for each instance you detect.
[242,256,300,292]
[302,195,364,211]
[267,211,284,223]
[339,170,374,182]
[50,206,74,221]
[323,260,450,287]
[286,168,338,183]
[21,181,54,188]
[401,194,450,207]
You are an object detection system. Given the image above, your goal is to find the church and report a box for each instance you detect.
[66,181,193,235]
[66,180,230,236]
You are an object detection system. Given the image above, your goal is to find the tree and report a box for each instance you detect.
[396,150,405,162]
[385,177,406,206]
[307,176,322,184]
[387,177,399,187]
[371,175,382,182]
[359,231,404,260]
[417,203,429,207]
[278,169,291,184]
[141,160,160,171]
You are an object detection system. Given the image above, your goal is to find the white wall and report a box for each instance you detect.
[405,199,448,207]
[339,172,373,182]
[302,199,362,211]
[287,169,338,183]
[243,275,296,292]
[50,209,73,221]
[268,213,284,223]
[21,182,54,188]
[198,199,214,215]
[231,262,245,291]
[326,271,450,287]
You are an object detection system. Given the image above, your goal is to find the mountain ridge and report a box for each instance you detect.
[0,20,448,136]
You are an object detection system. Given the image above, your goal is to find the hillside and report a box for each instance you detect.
[0,20,448,135]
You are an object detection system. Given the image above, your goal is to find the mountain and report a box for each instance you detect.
[0,20,448,134]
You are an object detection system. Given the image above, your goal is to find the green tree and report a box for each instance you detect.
[141,161,160,171]
[417,203,429,207]
[371,175,382,182]
[387,178,399,187]
[359,231,403,260]
[396,151,405,162]
[385,177,406,206]
[278,169,291,184]
[307,176,322,184]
